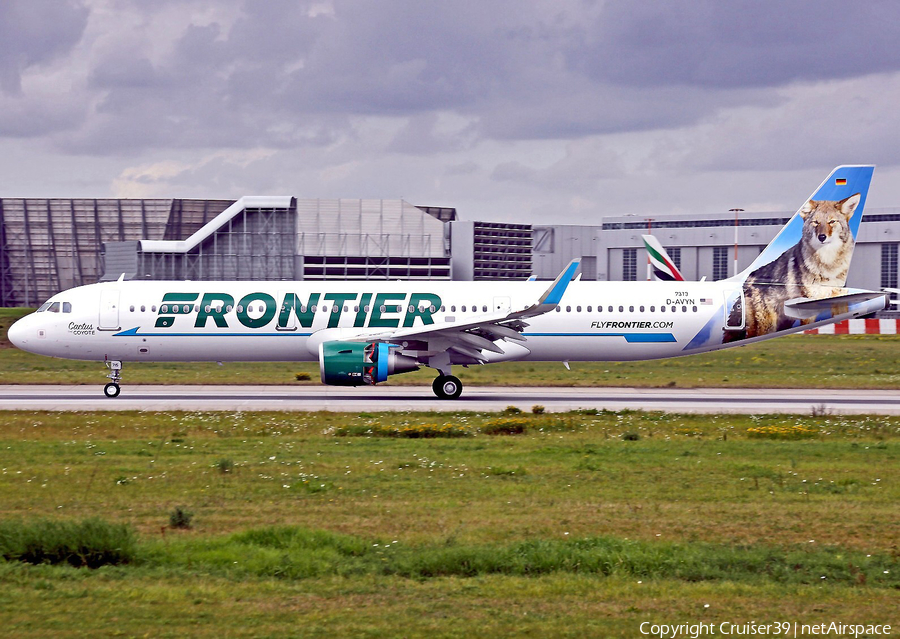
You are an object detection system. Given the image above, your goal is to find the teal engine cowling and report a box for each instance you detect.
[318,341,420,386]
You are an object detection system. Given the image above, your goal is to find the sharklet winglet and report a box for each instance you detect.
[541,259,580,306]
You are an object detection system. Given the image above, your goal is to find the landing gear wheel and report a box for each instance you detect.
[104,360,123,398]
[432,375,463,400]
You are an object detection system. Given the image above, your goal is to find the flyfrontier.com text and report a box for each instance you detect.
[639,621,891,638]
[590,321,674,329]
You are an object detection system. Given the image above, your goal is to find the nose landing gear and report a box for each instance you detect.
[104,360,122,398]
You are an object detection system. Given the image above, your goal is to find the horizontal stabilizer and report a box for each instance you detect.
[784,291,887,319]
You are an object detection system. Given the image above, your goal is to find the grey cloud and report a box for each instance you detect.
[445,161,479,176]
[574,0,900,89]
[491,161,537,183]
[0,0,89,94]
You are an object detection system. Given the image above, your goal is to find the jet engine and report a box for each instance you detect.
[318,341,419,386]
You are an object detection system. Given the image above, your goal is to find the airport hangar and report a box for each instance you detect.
[0,196,898,311]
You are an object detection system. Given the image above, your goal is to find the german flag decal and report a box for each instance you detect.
[835,178,847,185]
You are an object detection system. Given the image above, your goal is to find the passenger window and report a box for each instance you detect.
[576,306,582,312]
[618,306,623,312]
[364,305,370,312]
[608,306,613,312]
[430,305,436,313]
[693,306,698,312]
[566,306,571,312]
[63,302,72,313]
[237,305,243,313]
[629,306,634,312]
[682,306,687,313]
[451,305,456,312]
[639,306,645,312]
[587,306,592,312]
[482,305,487,312]
[151,305,157,312]
[205,306,210,313]
[380,305,386,313]
[661,306,666,312]
[650,306,655,312]
[140,305,146,312]
[226,305,232,313]
[671,306,676,313]
[130,306,135,312]
[555,306,560,312]
[354,306,359,312]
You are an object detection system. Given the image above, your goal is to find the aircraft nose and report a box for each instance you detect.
[6,317,27,349]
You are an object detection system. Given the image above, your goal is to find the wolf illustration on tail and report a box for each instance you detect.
[723,166,874,343]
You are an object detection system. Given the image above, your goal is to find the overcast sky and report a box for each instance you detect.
[3,0,900,223]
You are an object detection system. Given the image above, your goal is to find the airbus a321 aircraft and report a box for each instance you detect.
[7,166,888,399]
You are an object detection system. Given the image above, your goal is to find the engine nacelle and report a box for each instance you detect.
[318,341,420,386]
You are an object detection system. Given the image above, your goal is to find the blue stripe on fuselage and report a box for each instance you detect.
[522,332,676,343]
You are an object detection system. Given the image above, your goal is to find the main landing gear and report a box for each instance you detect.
[104,360,122,398]
[432,374,463,400]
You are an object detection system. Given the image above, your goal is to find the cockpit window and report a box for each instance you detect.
[62,302,72,313]
[47,302,60,313]
[37,302,51,312]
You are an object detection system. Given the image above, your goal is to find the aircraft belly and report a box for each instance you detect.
[99,333,315,362]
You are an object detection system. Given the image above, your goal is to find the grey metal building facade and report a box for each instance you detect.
[0,197,233,307]
[3,192,900,310]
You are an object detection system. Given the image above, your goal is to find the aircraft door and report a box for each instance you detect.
[723,288,744,330]
[493,296,511,314]
[99,289,121,330]
[277,290,297,331]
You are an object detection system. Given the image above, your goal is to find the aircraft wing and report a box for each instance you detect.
[352,259,581,362]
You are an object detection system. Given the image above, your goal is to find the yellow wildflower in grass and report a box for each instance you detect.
[746,423,819,440]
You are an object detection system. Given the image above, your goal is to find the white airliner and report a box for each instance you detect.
[7,166,887,399]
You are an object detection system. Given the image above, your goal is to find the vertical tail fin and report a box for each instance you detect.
[642,235,685,281]
[737,165,874,282]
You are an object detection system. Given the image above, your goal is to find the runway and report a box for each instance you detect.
[1,384,899,414]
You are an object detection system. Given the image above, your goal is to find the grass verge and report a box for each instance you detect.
[0,408,897,636]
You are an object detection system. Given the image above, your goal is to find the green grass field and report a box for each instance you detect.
[5,306,900,389]
[0,410,897,637]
